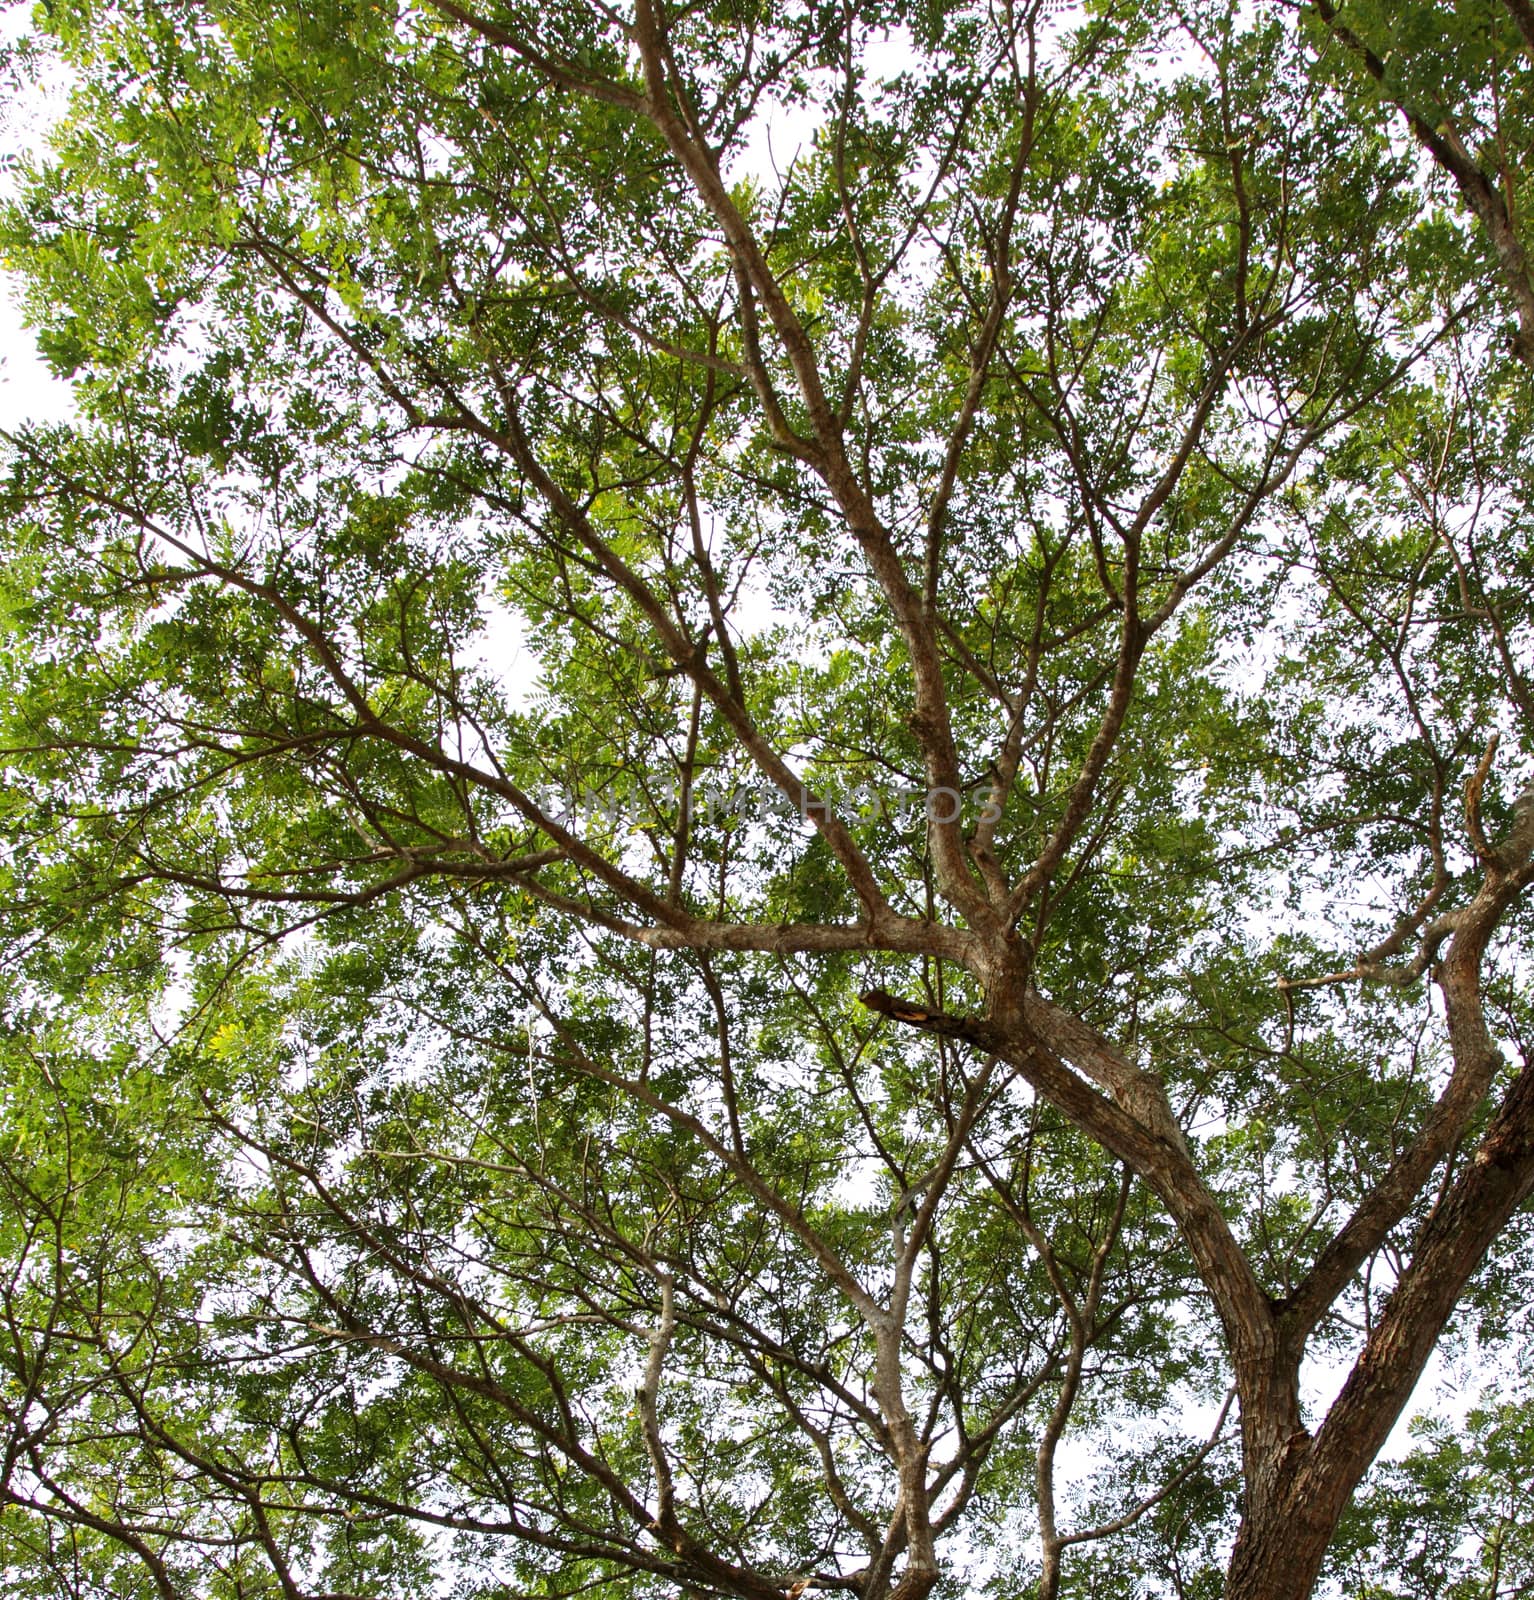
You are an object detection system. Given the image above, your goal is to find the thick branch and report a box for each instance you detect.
[1280,775,1534,1341]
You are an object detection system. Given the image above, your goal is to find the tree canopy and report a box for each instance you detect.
[1,1,1533,1597]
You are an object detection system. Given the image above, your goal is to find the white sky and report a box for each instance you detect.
[0,283,72,432]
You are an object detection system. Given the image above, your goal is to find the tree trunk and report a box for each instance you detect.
[1225,1056,1534,1599]
[1224,1498,1337,1600]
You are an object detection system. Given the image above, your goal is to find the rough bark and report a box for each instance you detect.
[1225,1054,1534,1600]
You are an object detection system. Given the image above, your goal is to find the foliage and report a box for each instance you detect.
[1330,1385,1534,1599]
[0,1,1532,1598]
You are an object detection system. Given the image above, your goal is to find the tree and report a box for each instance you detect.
[0,0,1532,1596]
